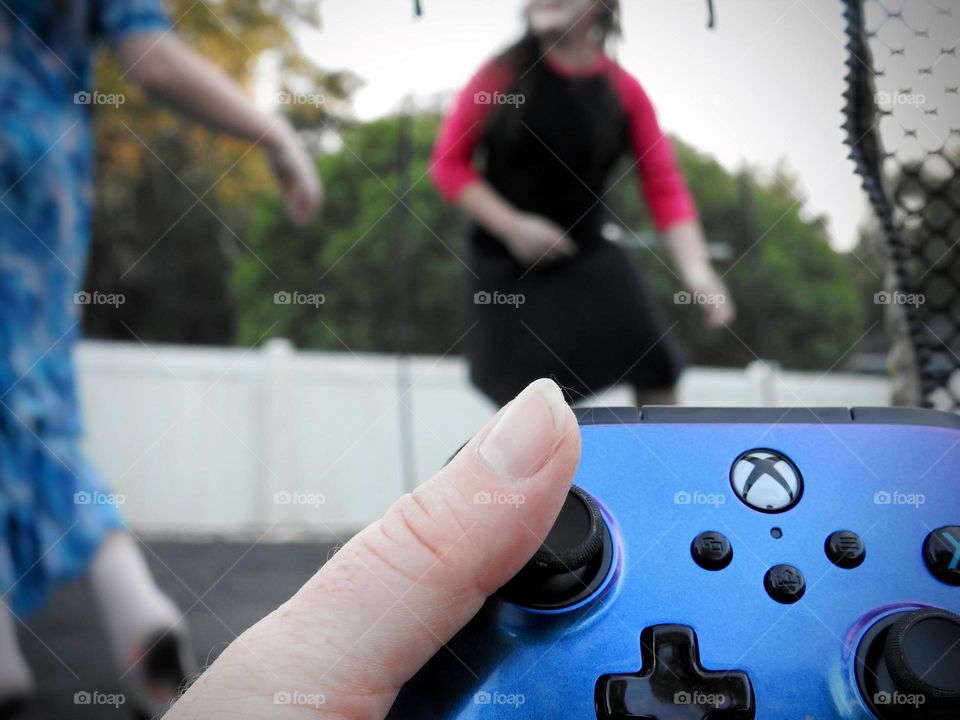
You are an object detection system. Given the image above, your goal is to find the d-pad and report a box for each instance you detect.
[596,625,754,719]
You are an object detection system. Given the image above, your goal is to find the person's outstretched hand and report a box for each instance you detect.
[686,269,736,328]
[163,378,580,719]
[266,119,324,225]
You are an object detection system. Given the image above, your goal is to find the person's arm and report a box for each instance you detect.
[610,65,733,326]
[429,63,575,266]
[662,220,733,327]
[112,33,322,225]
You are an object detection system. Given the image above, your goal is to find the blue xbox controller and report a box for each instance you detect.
[388,407,960,719]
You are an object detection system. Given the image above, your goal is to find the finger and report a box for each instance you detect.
[707,302,728,328]
[290,169,321,224]
[556,234,578,255]
[543,235,576,259]
[283,379,580,716]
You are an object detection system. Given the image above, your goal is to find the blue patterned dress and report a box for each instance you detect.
[0,0,169,615]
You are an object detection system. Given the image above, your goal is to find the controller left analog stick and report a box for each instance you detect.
[497,486,614,610]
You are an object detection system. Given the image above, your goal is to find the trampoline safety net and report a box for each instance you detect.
[842,0,960,411]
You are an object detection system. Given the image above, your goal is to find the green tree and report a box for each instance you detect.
[596,142,864,370]
[234,113,466,353]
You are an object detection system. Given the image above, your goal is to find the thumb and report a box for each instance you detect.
[287,378,579,716]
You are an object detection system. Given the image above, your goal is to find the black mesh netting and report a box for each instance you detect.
[843,0,960,410]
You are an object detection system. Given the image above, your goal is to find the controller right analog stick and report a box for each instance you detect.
[856,608,960,719]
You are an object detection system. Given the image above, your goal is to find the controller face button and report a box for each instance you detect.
[763,564,805,604]
[595,625,755,719]
[691,531,733,571]
[923,526,960,586]
[729,450,803,513]
[825,530,866,569]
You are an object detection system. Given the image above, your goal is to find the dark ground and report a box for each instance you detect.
[15,539,343,720]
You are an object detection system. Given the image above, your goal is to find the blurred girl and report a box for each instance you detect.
[0,1,320,716]
[431,0,733,406]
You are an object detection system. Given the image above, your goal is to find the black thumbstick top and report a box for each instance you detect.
[884,610,960,708]
[856,608,960,719]
[498,486,613,610]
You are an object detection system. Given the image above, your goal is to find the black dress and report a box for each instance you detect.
[431,47,696,406]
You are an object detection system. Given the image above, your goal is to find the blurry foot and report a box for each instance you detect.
[0,694,30,720]
[86,532,197,716]
[124,624,196,719]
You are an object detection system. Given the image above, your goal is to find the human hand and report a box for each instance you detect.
[162,378,580,719]
[685,269,735,328]
[501,212,577,266]
[266,119,323,225]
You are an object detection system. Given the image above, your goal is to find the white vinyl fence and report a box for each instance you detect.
[75,339,889,537]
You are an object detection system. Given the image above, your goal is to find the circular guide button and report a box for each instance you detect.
[730,449,803,513]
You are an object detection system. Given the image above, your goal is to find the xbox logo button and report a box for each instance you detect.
[730,449,803,513]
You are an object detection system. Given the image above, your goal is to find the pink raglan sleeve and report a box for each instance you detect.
[429,60,513,202]
[610,64,698,231]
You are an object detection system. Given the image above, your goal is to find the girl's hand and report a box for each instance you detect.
[685,269,735,327]
[265,120,323,226]
[501,212,578,266]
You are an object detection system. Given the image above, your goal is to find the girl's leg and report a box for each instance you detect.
[87,532,195,715]
[86,532,182,666]
[0,605,33,700]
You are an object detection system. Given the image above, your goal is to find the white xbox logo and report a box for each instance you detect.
[730,450,803,513]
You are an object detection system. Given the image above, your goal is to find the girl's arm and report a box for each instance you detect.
[610,64,734,326]
[113,32,322,225]
[663,220,734,327]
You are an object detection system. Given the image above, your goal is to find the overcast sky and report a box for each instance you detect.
[296,0,875,250]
